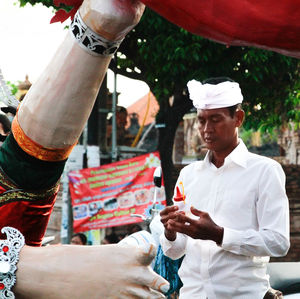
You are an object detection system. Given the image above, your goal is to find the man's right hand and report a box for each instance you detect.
[79,0,145,41]
[160,205,183,241]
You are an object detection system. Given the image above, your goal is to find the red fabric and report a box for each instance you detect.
[0,193,57,246]
[50,0,81,23]
[141,0,300,58]
[50,6,78,23]
[52,0,300,58]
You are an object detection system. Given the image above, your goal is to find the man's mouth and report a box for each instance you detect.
[204,136,214,143]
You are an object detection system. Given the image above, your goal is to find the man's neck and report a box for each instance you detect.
[211,155,225,168]
[211,140,240,168]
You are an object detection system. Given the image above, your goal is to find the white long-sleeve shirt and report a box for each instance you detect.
[160,140,290,299]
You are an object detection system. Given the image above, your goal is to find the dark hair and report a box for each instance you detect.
[1,106,17,116]
[0,114,11,134]
[202,76,235,85]
[104,233,119,244]
[116,106,128,114]
[227,103,242,118]
[202,77,242,118]
[72,233,87,245]
[128,224,142,235]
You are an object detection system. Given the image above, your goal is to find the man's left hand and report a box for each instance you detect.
[165,206,224,245]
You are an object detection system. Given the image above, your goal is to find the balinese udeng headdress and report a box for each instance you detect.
[187,79,243,109]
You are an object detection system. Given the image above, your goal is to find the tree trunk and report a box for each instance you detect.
[157,91,193,205]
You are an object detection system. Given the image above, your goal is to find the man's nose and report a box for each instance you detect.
[203,121,213,132]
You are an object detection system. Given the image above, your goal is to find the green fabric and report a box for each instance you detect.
[0,134,66,190]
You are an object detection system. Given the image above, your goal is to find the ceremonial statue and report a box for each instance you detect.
[0,0,169,298]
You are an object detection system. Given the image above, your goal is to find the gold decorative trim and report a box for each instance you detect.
[0,168,59,206]
[12,115,75,161]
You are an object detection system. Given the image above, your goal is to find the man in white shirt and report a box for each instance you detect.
[160,77,290,299]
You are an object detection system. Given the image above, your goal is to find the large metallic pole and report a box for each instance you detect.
[111,55,118,162]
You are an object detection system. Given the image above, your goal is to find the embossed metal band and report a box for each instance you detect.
[70,11,123,56]
[0,227,25,299]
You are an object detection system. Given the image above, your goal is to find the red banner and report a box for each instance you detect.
[69,152,166,232]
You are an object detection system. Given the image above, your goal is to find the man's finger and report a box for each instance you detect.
[160,205,178,216]
[160,211,181,225]
[190,206,205,217]
[175,213,194,224]
[166,219,192,234]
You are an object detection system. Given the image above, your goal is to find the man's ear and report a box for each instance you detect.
[235,109,245,128]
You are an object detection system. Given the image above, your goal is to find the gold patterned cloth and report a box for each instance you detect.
[0,117,67,246]
[0,166,59,246]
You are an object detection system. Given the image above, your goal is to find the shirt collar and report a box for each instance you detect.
[198,139,248,169]
[224,139,248,168]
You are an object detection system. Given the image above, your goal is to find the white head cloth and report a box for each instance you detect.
[187,79,243,109]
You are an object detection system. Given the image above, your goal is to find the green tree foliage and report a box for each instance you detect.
[16,2,300,200]
[6,81,18,96]
[17,0,61,10]
[120,8,299,199]
[122,9,299,128]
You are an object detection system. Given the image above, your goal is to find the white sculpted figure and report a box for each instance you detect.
[0,0,169,298]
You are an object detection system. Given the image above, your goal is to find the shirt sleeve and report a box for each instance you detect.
[221,162,290,257]
[160,232,188,260]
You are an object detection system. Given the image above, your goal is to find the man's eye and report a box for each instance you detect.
[212,118,220,122]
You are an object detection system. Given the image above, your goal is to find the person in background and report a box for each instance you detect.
[0,113,11,143]
[160,77,289,299]
[71,233,87,245]
[128,224,143,235]
[102,233,120,244]
[107,105,132,146]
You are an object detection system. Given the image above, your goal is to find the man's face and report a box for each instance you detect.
[197,107,243,154]
[116,111,128,128]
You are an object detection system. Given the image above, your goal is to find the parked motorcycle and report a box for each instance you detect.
[267,262,300,298]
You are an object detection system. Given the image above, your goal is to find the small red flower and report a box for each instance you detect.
[2,246,9,253]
